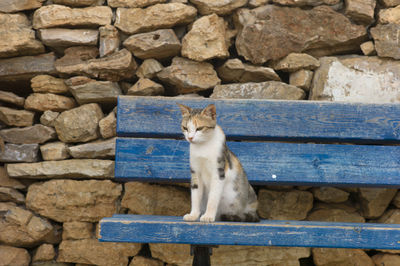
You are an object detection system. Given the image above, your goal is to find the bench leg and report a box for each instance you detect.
[191,245,214,266]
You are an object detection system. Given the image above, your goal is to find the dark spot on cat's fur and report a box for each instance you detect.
[190,167,195,174]
[218,167,225,180]
[191,184,198,189]
[245,213,260,222]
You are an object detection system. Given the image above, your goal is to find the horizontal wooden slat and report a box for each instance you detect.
[115,138,400,187]
[117,96,400,143]
[99,215,400,249]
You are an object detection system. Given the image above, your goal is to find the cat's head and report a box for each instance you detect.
[177,103,217,144]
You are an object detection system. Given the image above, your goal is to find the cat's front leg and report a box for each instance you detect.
[200,176,223,223]
[183,171,203,222]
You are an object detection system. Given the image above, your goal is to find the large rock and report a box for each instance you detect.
[0,124,56,144]
[157,56,220,94]
[124,29,181,59]
[312,248,374,266]
[182,14,229,61]
[190,0,247,15]
[0,91,25,107]
[33,5,112,29]
[310,56,400,103]
[52,0,104,6]
[68,138,115,159]
[379,5,400,24]
[211,81,306,100]
[371,24,400,60]
[24,93,77,112]
[99,25,120,57]
[307,203,365,223]
[108,0,166,7]
[55,47,137,81]
[58,239,141,266]
[312,187,349,203]
[26,179,121,222]
[0,0,45,12]
[0,245,30,266]
[235,5,367,64]
[54,103,104,143]
[0,13,44,58]
[344,0,376,24]
[0,107,34,127]
[6,159,114,179]
[115,3,197,34]
[65,76,122,105]
[31,75,69,94]
[357,188,397,219]
[0,143,39,163]
[62,222,93,240]
[38,28,99,49]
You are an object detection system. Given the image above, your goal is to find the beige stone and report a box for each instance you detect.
[379,5,400,24]
[25,93,77,112]
[182,14,229,61]
[58,239,141,266]
[312,187,349,203]
[127,78,164,96]
[190,0,247,15]
[6,159,114,179]
[40,110,60,127]
[307,203,365,223]
[31,75,69,94]
[130,256,163,266]
[122,182,190,216]
[249,0,270,7]
[0,166,25,189]
[63,222,93,240]
[0,13,44,58]
[54,103,104,143]
[52,0,105,6]
[312,248,374,266]
[33,244,56,262]
[108,0,166,7]
[357,188,397,219]
[99,25,120,57]
[378,209,400,224]
[0,106,34,127]
[0,124,56,144]
[33,5,112,29]
[0,0,45,12]
[371,24,400,60]
[380,0,400,7]
[115,3,197,34]
[372,253,400,266]
[272,0,341,5]
[345,0,376,24]
[26,179,121,222]
[0,245,30,266]
[392,191,400,208]
[68,138,115,159]
[40,142,69,161]
[124,29,181,59]
[0,187,25,204]
[157,56,220,94]
[38,28,98,48]
[0,143,39,163]
[136,59,164,79]
[0,90,25,107]
[211,81,306,100]
[99,113,117,139]
[272,53,320,72]
[360,41,376,56]
[289,69,313,91]
[0,202,16,212]
[258,189,313,220]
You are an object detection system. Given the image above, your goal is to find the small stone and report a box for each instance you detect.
[136,59,164,79]
[379,5,400,24]
[380,0,400,7]
[190,0,247,15]
[0,0,45,12]
[357,188,397,219]
[211,81,306,100]
[127,78,164,96]
[0,91,25,107]
[33,244,56,262]
[68,138,115,159]
[0,166,25,190]
[99,113,117,139]
[62,222,93,240]
[307,203,365,223]
[258,189,313,220]
[40,142,69,161]
[0,245,30,266]
[40,110,60,127]
[108,0,166,8]
[248,0,270,7]
[157,56,220,94]
[312,187,349,203]
[371,24,400,60]
[33,5,112,29]
[31,75,69,94]
[372,253,400,266]
[182,14,229,61]
[65,76,122,105]
[124,29,181,59]
[289,69,313,91]
[0,202,16,212]
[217,59,280,83]
[271,0,341,6]
[99,25,120,57]
[0,143,39,163]
[312,248,374,266]
[130,256,164,266]
[344,0,376,24]
[25,93,77,112]
[0,187,25,204]
[52,0,105,6]
[0,124,56,144]
[272,53,320,72]
[114,3,197,34]
[38,28,99,49]
[360,41,376,56]
[54,103,104,143]
[6,159,114,180]
[0,107,34,127]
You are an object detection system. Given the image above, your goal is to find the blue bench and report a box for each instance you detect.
[99,96,400,263]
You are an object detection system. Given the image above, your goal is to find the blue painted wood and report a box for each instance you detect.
[99,215,400,249]
[115,138,400,187]
[117,96,400,143]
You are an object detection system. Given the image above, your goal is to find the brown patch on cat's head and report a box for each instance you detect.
[177,104,217,130]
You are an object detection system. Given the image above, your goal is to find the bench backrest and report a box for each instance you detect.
[115,96,400,187]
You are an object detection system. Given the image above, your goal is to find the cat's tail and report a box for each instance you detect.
[220,212,260,223]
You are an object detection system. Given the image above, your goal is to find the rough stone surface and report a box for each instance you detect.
[379,5,400,24]
[372,253,400,266]
[289,69,313,91]
[211,81,306,100]
[357,188,397,219]
[130,256,164,266]
[99,25,120,57]
[345,0,376,24]
[0,166,25,189]
[33,5,112,29]
[65,76,122,105]
[52,0,105,6]
[124,29,181,59]
[0,187,25,203]
[25,93,77,112]
[58,239,141,266]
[0,107,34,127]
[0,245,31,266]
[68,138,115,159]
[272,0,341,6]
[0,124,56,144]
[40,142,69,161]
[235,5,367,64]
[272,53,320,72]
[157,57,220,94]
[182,14,229,61]
[190,0,247,15]
[6,159,114,179]
[40,111,60,127]
[122,182,190,216]
[54,103,104,143]
[360,41,376,56]
[0,0,45,12]
[307,203,365,223]
[371,24,400,60]
[38,28,99,49]
[0,91,25,107]
[99,113,117,139]
[312,248,374,266]
[31,75,69,94]
[136,59,164,79]
[393,191,400,208]
[0,143,39,163]
[380,0,400,7]
[0,13,44,58]
[62,222,93,240]
[33,243,56,262]
[108,0,166,8]
[310,56,400,103]
[258,189,313,220]
[127,78,164,96]
[312,187,350,203]
[378,209,400,224]
[217,59,280,83]
[114,3,197,34]
[26,179,121,222]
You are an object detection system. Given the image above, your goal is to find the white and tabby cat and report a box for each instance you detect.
[178,103,259,223]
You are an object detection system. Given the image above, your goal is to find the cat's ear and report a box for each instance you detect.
[177,103,191,117]
[201,104,216,120]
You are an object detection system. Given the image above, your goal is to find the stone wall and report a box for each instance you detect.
[1,0,400,265]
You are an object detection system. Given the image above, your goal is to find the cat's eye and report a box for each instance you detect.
[197,126,205,131]
[182,126,188,131]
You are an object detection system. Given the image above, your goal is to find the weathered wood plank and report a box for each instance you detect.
[99,215,400,249]
[117,96,400,143]
[115,138,400,187]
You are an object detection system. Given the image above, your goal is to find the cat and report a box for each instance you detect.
[177,103,259,223]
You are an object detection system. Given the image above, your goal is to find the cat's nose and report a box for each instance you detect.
[188,137,194,142]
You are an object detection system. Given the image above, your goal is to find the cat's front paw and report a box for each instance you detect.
[183,213,200,222]
[200,214,215,223]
